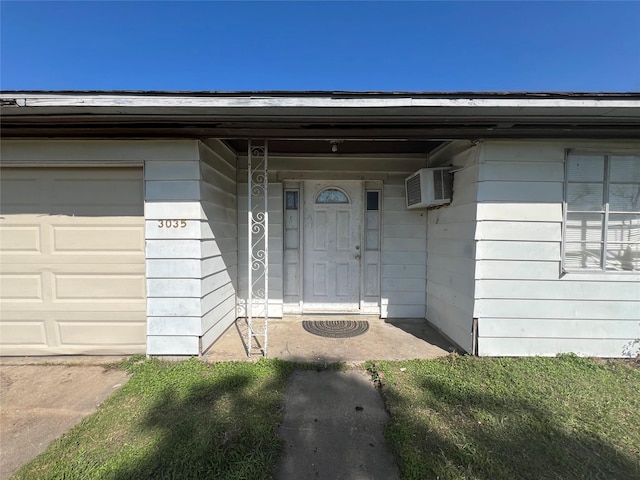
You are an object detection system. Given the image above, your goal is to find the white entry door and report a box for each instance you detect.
[303,181,363,312]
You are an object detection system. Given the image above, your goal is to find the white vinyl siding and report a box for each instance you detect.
[198,141,238,352]
[475,141,640,358]
[145,140,238,355]
[144,142,203,355]
[426,145,479,352]
[382,180,428,318]
[237,184,284,317]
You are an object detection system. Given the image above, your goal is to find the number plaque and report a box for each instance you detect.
[157,220,187,228]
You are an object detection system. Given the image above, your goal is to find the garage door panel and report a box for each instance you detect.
[51,224,144,254]
[0,274,43,301]
[0,343,146,356]
[58,321,146,347]
[0,320,48,346]
[0,303,146,312]
[0,167,146,355]
[1,257,145,266]
[0,225,42,253]
[54,274,146,300]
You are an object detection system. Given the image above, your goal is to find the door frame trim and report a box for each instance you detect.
[300,180,366,314]
[282,180,382,316]
[360,180,383,315]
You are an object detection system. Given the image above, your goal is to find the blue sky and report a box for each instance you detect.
[1,1,639,92]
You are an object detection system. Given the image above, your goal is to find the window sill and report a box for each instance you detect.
[561,269,640,281]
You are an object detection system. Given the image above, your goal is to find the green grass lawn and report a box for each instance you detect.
[12,357,296,480]
[367,355,640,480]
[12,355,640,480]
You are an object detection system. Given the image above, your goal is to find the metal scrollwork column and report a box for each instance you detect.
[247,140,268,356]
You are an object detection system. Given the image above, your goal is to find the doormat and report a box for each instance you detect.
[302,320,370,338]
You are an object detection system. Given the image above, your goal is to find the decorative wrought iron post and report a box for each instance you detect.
[247,140,269,356]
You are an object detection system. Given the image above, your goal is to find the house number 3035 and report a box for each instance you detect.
[157,220,187,228]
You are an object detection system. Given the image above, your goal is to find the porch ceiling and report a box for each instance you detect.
[3,116,639,140]
[223,139,442,155]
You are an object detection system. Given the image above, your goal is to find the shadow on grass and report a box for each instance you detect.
[384,373,639,480]
[110,361,295,480]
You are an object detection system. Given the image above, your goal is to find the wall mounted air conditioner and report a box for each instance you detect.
[405,167,453,209]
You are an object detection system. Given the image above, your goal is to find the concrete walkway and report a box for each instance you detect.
[276,369,400,480]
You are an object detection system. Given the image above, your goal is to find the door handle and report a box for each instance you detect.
[355,253,361,259]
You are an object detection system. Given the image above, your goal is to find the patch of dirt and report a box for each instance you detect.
[0,365,129,480]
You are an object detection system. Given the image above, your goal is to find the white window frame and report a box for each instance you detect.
[562,149,640,273]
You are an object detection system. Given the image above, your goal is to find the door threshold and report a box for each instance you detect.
[301,311,362,315]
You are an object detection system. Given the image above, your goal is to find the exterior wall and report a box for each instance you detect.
[0,139,213,356]
[236,154,427,318]
[382,177,428,318]
[144,141,203,355]
[146,140,238,355]
[237,182,284,317]
[199,141,238,352]
[475,140,640,357]
[426,144,480,352]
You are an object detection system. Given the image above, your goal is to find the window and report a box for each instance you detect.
[564,152,640,272]
[365,190,380,250]
[285,191,298,210]
[366,191,379,211]
[284,189,299,250]
[316,188,349,204]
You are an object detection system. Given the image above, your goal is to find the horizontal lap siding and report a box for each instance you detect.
[476,141,640,358]
[381,182,427,318]
[237,184,284,317]
[144,141,202,355]
[426,146,479,352]
[479,338,639,358]
[199,142,238,352]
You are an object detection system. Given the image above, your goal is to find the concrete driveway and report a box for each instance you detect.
[0,361,129,479]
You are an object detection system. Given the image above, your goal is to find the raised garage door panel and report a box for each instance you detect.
[0,168,146,355]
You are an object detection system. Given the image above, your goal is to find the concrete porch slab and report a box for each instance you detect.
[203,316,456,363]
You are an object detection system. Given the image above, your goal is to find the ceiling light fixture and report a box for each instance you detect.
[329,139,343,153]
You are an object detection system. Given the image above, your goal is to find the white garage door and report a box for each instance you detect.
[0,168,146,355]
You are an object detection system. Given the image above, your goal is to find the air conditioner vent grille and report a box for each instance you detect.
[433,170,444,200]
[406,175,423,206]
[443,171,453,199]
[432,169,454,200]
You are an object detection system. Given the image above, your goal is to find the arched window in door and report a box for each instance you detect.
[315,188,350,204]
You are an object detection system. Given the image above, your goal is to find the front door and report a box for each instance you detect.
[303,181,362,312]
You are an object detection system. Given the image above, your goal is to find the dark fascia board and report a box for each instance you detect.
[3,124,640,140]
[1,91,639,139]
